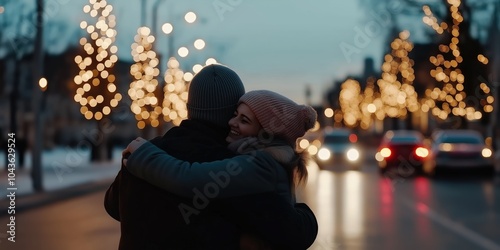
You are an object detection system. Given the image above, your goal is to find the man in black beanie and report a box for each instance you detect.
[105,64,317,249]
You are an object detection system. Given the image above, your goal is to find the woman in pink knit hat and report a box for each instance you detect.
[123,90,318,249]
[225,90,317,193]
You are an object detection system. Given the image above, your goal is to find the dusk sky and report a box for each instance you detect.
[23,0,439,105]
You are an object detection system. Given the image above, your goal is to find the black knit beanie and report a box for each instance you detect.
[187,64,245,127]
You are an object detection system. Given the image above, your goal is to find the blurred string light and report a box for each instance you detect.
[206,58,217,65]
[160,57,198,126]
[194,39,205,50]
[324,108,334,118]
[377,31,419,119]
[158,11,214,127]
[38,78,48,91]
[339,31,417,130]
[359,77,384,130]
[161,54,214,126]
[184,11,197,23]
[422,1,493,121]
[178,46,189,57]
[192,64,203,73]
[339,79,363,127]
[162,23,174,34]
[74,0,120,121]
[162,57,189,126]
[129,26,161,129]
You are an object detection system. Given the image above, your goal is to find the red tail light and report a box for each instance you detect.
[349,134,358,143]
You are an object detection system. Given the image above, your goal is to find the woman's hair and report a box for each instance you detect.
[263,139,308,195]
[230,135,309,194]
[295,151,309,186]
[286,152,308,195]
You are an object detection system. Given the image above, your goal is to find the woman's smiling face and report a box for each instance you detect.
[226,103,262,143]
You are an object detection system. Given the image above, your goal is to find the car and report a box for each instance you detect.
[376,130,429,176]
[423,129,495,175]
[315,128,361,169]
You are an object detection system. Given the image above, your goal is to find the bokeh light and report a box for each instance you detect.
[185,11,197,23]
[162,22,173,34]
[129,26,161,128]
[162,57,189,126]
[74,0,119,121]
[422,2,493,120]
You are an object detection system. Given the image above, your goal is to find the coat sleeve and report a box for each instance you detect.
[292,203,319,248]
[125,141,280,198]
[220,193,318,250]
[267,202,318,249]
[103,165,123,221]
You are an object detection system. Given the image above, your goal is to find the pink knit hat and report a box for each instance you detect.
[238,90,317,146]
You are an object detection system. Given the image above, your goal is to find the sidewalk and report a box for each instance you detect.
[0,147,122,216]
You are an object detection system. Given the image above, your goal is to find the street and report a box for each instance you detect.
[1,159,500,250]
[0,190,120,250]
[301,160,500,250]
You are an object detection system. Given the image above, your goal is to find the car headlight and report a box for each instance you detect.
[375,152,384,162]
[346,148,360,162]
[317,148,331,161]
[482,148,492,158]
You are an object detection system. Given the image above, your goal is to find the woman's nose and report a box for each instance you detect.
[228,117,237,127]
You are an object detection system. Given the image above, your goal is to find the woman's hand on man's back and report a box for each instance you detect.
[122,137,148,166]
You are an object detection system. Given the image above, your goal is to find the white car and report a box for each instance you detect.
[424,130,495,175]
[315,129,361,169]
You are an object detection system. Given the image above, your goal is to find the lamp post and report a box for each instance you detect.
[31,0,44,191]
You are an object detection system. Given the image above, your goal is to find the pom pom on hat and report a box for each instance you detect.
[301,105,317,131]
[238,90,317,146]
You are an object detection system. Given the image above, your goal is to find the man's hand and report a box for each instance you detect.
[122,137,148,166]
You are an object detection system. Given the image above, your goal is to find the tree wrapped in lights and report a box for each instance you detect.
[422,0,492,123]
[129,27,161,129]
[162,57,189,126]
[377,31,419,124]
[339,79,363,128]
[160,59,216,127]
[74,0,120,160]
[74,0,120,121]
[359,78,384,130]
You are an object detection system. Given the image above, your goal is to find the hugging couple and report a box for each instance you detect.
[104,64,319,250]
